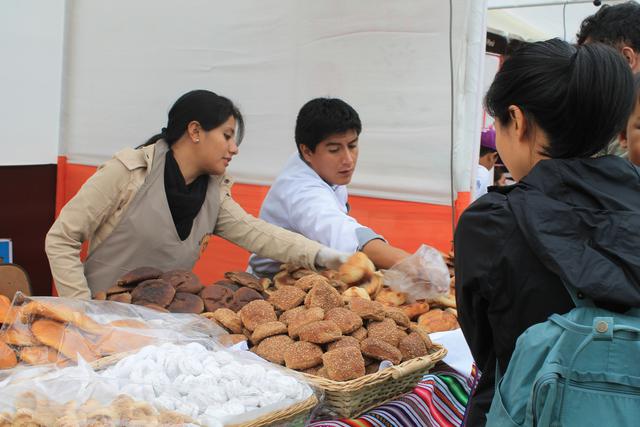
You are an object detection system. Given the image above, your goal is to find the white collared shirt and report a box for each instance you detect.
[248,153,381,275]
[473,164,492,201]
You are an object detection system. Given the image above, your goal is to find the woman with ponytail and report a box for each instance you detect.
[454,39,640,425]
[46,90,350,299]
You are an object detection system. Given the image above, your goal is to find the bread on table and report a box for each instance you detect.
[304,281,343,312]
[293,274,330,292]
[30,319,99,362]
[327,336,360,351]
[338,252,375,285]
[284,341,323,370]
[287,307,325,339]
[367,318,406,347]
[360,337,403,365]
[159,270,203,294]
[322,346,366,381]
[166,292,204,314]
[250,321,288,345]
[0,341,17,369]
[267,286,306,311]
[324,307,363,334]
[116,267,162,287]
[417,308,459,333]
[130,280,175,307]
[18,346,62,366]
[384,307,411,329]
[297,320,342,344]
[239,300,277,332]
[254,335,294,365]
[211,308,243,334]
[350,326,368,341]
[21,301,107,335]
[399,332,430,362]
[0,326,38,346]
[348,297,386,322]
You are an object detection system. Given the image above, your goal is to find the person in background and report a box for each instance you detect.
[248,98,410,277]
[455,39,640,426]
[577,1,640,73]
[493,165,509,187]
[472,128,498,201]
[577,1,640,157]
[620,73,640,169]
[46,90,350,299]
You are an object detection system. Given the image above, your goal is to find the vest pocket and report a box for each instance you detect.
[487,379,523,427]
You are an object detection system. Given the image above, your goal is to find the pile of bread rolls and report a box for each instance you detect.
[273,252,458,333]
[97,249,458,334]
[202,252,457,382]
[94,268,270,315]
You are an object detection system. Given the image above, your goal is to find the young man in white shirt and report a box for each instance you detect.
[248,98,409,276]
[472,128,498,201]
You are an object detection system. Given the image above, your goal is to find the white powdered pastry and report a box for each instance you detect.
[100,342,311,426]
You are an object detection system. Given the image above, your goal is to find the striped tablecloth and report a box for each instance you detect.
[307,363,478,427]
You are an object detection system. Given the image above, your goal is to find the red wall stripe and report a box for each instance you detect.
[57,157,470,285]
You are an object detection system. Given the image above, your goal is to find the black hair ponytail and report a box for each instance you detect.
[485,38,634,158]
[139,90,244,148]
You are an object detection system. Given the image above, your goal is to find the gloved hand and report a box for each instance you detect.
[315,247,353,270]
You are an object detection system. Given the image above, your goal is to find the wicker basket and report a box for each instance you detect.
[301,343,447,419]
[229,394,318,427]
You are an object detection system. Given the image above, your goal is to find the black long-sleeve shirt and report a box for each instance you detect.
[454,156,640,426]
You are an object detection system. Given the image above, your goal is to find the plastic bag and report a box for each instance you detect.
[0,293,227,375]
[0,294,318,426]
[382,244,450,302]
[0,342,317,426]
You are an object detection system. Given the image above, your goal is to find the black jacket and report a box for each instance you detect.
[454,156,640,426]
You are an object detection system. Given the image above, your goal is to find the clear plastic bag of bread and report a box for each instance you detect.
[382,244,450,302]
[0,337,320,426]
[0,292,227,373]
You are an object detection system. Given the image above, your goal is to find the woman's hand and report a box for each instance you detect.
[315,247,353,270]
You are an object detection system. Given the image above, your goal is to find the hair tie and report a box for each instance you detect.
[161,127,168,135]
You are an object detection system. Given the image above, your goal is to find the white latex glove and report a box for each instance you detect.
[315,247,353,270]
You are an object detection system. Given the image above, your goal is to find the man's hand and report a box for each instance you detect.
[362,239,410,269]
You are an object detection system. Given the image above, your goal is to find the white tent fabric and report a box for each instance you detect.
[60,0,486,205]
[0,0,65,166]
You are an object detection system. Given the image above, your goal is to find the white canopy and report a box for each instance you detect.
[4,0,489,205]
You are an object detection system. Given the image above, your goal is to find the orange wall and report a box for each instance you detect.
[57,157,468,285]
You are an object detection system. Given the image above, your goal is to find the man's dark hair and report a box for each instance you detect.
[485,39,634,159]
[577,2,640,50]
[480,146,496,157]
[494,165,508,184]
[295,98,361,154]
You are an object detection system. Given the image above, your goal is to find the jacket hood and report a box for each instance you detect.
[504,156,640,306]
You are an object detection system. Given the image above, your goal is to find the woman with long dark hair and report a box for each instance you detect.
[46,90,349,299]
[455,39,640,425]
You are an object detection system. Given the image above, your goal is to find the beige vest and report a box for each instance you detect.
[84,141,220,294]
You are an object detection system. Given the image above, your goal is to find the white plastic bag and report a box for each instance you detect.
[0,294,318,426]
[382,244,450,302]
